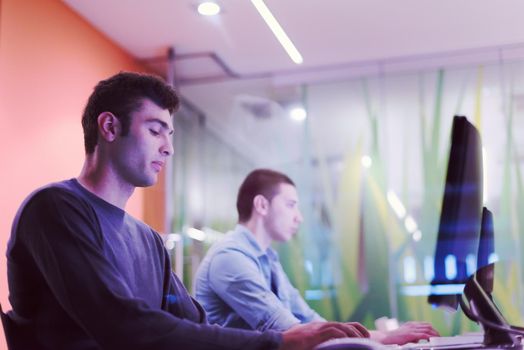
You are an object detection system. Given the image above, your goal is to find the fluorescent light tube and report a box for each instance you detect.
[251,0,303,64]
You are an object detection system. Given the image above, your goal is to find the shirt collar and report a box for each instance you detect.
[234,224,278,261]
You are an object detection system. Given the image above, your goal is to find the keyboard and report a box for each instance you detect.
[314,334,485,350]
[399,334,484,350]
[315,337,387,350]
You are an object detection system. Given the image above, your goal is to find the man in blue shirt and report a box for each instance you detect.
[195,169,439,345]
[6,72,368,350]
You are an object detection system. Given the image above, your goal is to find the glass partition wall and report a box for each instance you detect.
[166,53,524,335]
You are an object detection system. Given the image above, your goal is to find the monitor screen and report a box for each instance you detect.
[428,115,484,310]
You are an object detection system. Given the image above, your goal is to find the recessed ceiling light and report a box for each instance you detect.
[289,107,307,122]
[412,230,422,242]
[198,1,221,16]
[361,155,372,168]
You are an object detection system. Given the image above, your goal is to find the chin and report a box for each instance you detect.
[145,179,157,187]
[135,176,157,188]
[279,235,293,242]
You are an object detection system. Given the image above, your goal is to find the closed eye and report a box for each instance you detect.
[286,201,297,208]
[149,129,160,136]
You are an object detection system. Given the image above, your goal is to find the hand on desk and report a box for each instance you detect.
[280,321,370,350]
[278,320,437,349]
[370,321,439,345]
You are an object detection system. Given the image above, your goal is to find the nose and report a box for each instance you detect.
[296,209,303,224]
[161,135,174,157]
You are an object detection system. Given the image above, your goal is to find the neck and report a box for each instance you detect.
[242,218,272,251]
[77,154,134,209]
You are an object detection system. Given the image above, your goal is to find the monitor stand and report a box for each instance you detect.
[461,264,522,348]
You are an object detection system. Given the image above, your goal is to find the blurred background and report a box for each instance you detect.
[2,1,524,347]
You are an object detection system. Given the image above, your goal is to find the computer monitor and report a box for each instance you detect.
[428,115,484,310]
[428,116,521,346]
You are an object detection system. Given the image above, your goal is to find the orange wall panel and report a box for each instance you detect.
[0,0,150,347]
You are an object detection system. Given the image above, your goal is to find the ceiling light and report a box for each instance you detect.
[387,190,406,219]
[289,107,307,122]
[250,0,303,64]
[186,227,206,241]
[361,155,372,168]
[404,215,418,233]
[198,1,221,16]
[164,233,182,250]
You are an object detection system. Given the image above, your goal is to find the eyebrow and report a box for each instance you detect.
[146,118,174,135]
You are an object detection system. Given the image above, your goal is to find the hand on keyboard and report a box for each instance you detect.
[280,321,370,350]
[371,321,440,345]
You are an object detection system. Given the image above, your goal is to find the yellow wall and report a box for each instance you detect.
[0,0,150,347]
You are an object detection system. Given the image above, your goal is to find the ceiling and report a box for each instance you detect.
[62,0,524,182]
[64,0,524,80]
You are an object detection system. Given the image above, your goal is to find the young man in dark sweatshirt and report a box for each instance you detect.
[6,72,367,350]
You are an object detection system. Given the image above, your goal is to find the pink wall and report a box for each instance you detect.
[0,0,148,347]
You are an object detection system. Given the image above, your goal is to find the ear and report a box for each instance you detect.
[252,194,269,216]
[97,112,121,142]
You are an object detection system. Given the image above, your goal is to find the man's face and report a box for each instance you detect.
[263,183,303,242]
[111,98,174,188]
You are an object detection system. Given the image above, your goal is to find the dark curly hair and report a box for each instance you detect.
[81,72,179,154]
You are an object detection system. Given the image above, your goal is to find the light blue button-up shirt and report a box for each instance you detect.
[195,225,325,331]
